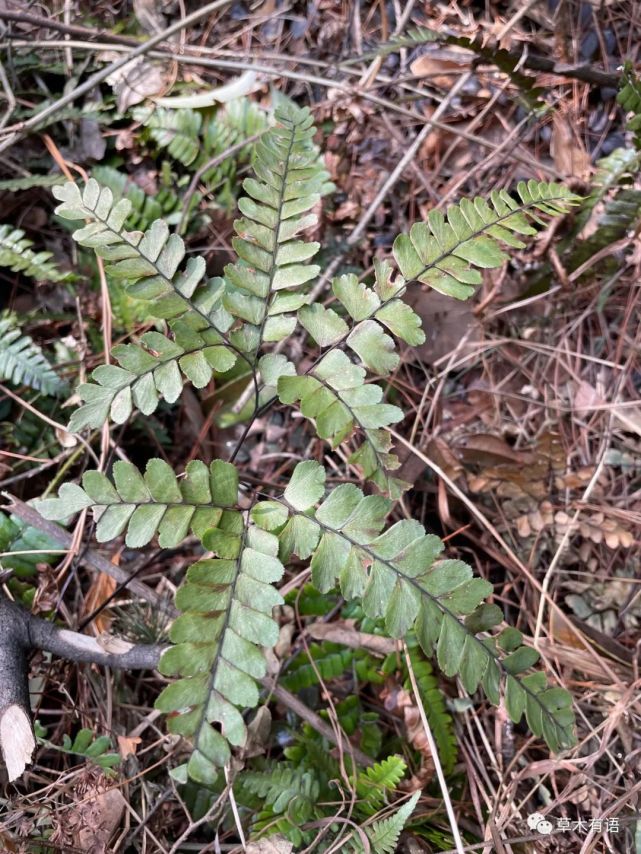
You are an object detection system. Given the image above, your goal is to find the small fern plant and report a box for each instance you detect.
[0,224,68,283]
[38,102,580,787]
[0,313,66,395]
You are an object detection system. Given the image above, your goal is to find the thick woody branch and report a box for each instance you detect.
[0,595,164,782]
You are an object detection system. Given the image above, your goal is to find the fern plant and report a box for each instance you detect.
[132,98,270,211]
[352,791,420,854]
[0,313,66,395]
[38,102,580,795]
[0,224,68,282]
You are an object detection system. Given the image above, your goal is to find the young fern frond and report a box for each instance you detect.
[0,314,66,395]
[393,182,580,299]
[0,225,68,283]
[356,755,407,811]
[351,791,420,854]
[252,461,576,754]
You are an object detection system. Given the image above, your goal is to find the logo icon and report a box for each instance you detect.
[528,812,553,835]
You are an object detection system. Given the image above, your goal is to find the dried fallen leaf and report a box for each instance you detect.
[246,837,294,854]
[573,380,604,411]
[454,433,533,465]
[410,47,470,88]
[82,570,117,634]
[551,114,591,180]
[106,57,167,112]
[117,735,141,759]
[73,786,126,854]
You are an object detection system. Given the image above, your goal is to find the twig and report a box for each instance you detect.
[4,39,559,177]
[224,765,247,851]
[0,10,621,88]
[177,129,268,235]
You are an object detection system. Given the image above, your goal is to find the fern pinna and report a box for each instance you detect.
[40,102,579,787]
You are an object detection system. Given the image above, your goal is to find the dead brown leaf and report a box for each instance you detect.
[82,569,118,634]
[380,681,435,781]
[117,735,141,760]
[246,838,294,854]
[454,433,534,465]
[406,289,483,365]
[551,114,591,180]
[72,786,126,854]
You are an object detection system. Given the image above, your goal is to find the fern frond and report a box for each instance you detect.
[252,461,577,754]
[91,164,187,231]
[282,641,355,691]
[617,62,641,147]
[241,764,320,816]
[37,458,238,547]
[278,264,422,496]
[356,755,407,811]
[0,315,66,395]
[359,24,439,57]
[223,102,327,356]
[0,225,68,282]
[393,182,580,299]
[572,147,640,235]
[278,349,406,497]
[0,511,61,576]
[0,174,66,192]
[157,519,285,785]
[404,650,457,775]
[133,106,203,166]
[568,184,641,276]
[352,791,420,854]
[53,178,239,430]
